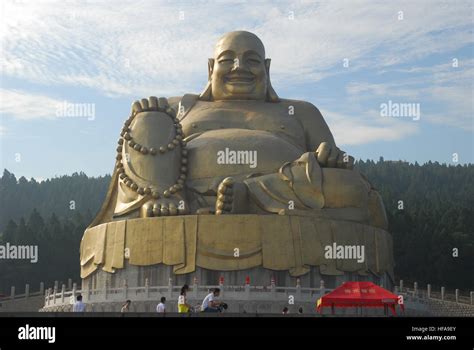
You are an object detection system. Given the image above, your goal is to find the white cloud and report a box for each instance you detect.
[346,82,421,99]
[345,60,474,131]
[0,89,66,120]
[321,108,419,146]
[424,86,474,130]
[0,0,472,96]
[0,0,472,140]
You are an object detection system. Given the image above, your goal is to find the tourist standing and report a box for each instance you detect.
[156,297,166,313]
[178,284,192,313]
[73,294,86,312]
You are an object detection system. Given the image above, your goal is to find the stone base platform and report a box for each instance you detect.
[71,214,394,314]
[80,214,394,286]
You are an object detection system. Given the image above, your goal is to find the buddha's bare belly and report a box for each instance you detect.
[186,128,303,186]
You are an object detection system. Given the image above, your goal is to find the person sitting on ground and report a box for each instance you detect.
[156,296,166,313]
[178,284,192,313]
[73,294,86,312]
[201,288,224,312]
[121,300,131,313]
[282,307,289,315]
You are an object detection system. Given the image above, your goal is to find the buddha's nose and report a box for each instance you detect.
[231,57,249,71]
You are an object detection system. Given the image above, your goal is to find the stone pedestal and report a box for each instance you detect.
[81,215,394,280]
[76,214,394,313]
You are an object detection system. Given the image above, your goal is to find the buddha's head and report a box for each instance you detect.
[200,31,279,102]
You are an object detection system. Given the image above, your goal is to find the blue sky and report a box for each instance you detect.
[0,0,473,180]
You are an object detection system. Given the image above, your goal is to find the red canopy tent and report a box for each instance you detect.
[316,281,404,315]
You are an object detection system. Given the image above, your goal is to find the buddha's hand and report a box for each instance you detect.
[140,195,189,217]
[131,96,176,117]
[315,142,354,169]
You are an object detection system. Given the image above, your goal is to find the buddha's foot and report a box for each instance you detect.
[215,177,235,215]
[141,197,188,217]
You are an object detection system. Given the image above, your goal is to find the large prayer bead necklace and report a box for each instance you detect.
[114,108,187,199]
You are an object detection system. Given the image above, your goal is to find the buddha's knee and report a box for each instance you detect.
[322,168,370,209]
[367,190,388,230]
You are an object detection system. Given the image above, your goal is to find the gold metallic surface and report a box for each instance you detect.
[82,31,391,279]
[80,215,393,279]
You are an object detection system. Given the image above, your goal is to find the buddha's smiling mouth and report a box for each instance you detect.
[224,74,255,84]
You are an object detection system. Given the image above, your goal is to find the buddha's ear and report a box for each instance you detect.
[199,58,214,101]
[208,58,215,80]
[265,59,280,103]
[265,58,271,74]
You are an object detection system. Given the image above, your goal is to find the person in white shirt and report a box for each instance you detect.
[201,288,223,312]
[73,295,86,312]
[156,297,166,313]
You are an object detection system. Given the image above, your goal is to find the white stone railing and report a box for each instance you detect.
[394,280,473,305]
[42,279,332,308]
[0,282,45,301]
[2,279,472,309]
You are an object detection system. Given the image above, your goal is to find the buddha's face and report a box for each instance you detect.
[211,32,268,101]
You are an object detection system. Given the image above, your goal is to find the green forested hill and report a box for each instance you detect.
[356,159,473,291]
[0,170,110,294]
[0,160,472,294]
[0,170,110,231]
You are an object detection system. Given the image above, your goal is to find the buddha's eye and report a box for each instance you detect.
[248,59,261,64]
[219,59,233,64]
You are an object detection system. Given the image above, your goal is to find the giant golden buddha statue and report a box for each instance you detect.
[81,31,393,292]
